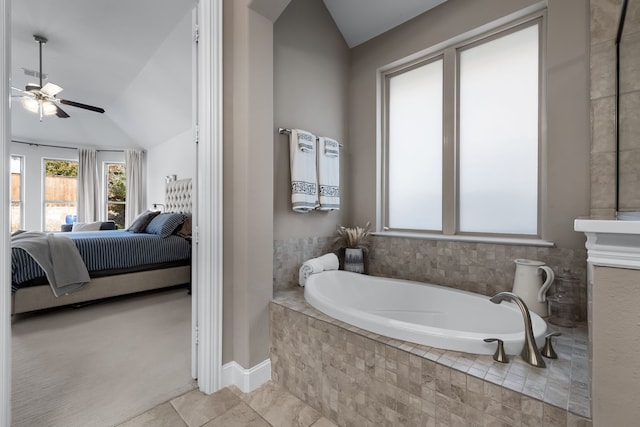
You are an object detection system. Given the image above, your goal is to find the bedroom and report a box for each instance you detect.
[7,0,199,425]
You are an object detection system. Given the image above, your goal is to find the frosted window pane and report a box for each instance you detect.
[459,25,539,235]
[388,60,443,230]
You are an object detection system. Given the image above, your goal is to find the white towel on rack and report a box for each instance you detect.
[290,129,319,212]
[298,253,339,286]
[317,136,340,211]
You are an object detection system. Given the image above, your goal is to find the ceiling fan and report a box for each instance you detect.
[11,35,106,121]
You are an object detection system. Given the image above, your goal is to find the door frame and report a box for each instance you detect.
[195,0,223,394]
[0,1,223,424]
[0,0,11,425]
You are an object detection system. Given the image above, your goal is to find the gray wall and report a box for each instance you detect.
[273,0,351,240]
[223,0,349,369]
[349,0,591,251]
[223,0,279,368]
[591,266,640,424]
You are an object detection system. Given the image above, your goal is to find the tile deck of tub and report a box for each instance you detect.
[273,288,591,419]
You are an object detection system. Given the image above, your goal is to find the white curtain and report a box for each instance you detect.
[77,148,100,222]
[125,149,147,227]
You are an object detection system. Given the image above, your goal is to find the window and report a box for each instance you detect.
[10,155,24,232]
[383,18,542,237]
[105,163,126,229]
[388,58,443,231]
[43,159,78,231]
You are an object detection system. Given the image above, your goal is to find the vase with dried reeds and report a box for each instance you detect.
[333,222,371,273]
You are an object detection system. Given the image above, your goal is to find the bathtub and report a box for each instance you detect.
[304,270,547,355]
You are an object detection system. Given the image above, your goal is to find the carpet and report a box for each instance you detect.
[11,287,197,427]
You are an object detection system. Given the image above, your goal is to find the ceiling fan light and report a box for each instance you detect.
[42,101,57,116]
[21,97,40,113]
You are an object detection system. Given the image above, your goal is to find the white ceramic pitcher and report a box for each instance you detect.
[511,259,555,317]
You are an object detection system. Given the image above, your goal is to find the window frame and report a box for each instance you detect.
[10,155,24,232]
[380,13,546,241]
[103,161,126,229]
[42,157,78,231]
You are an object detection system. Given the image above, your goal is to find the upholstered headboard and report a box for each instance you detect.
[165,178,192,214]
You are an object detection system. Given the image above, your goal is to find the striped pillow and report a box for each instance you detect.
[145,213,186,238]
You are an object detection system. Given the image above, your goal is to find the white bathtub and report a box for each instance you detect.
[304,270,547,355]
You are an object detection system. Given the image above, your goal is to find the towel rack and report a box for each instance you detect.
[279,128,344,147]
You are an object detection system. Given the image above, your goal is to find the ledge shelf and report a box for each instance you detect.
[574,218,640,270]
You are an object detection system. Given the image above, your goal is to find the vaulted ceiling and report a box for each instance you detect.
[322,0,448,48]
[11,0,194,149]
[11,0,447,149]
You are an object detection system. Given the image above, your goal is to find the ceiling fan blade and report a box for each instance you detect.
[54,104,70,118]
[11,86,30,95]
[41,82,64,97]
[58,99,105,114]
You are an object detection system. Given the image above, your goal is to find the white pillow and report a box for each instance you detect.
[71,222,102,232]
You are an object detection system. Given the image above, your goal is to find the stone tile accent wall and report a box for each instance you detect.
[368,236,588,322]
[273,237,334,292]
[274,235,588,323]
[271,295,592,426]
[590,0,640,215]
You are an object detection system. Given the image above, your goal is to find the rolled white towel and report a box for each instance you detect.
[298,253,339,286]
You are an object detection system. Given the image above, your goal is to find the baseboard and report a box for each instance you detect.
[221,358,271,393]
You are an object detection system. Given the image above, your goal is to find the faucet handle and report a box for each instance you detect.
[541,332,562,359]
[484,338,509,363]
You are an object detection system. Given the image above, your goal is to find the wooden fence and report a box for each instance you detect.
[12,174,77,202]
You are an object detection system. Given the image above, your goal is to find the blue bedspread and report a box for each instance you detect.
[12,230,191,292]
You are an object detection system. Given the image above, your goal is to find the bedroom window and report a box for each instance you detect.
[382,18,542,238]
[105,163,126,229]
[43,159,78,232]
[10,155,24,232]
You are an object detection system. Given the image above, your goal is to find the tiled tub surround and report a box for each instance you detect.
[274,235,588,324]
[271,290,591,426]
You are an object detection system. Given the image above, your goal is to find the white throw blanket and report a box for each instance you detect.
[290,129,319,212]
[11,232,90,297]
[298,253,339,286]
[317,136,340,211]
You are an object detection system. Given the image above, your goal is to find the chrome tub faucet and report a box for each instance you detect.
[490,291,546,368]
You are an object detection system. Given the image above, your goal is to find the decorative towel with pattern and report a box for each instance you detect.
[290,129,319,212]
[317,136,340,211]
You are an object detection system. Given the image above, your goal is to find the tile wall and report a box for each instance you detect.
[274,236,334,293]
[274,236,588,323]
[590,0,640,215]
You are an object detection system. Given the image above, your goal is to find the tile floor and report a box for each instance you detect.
[118,381,337,427]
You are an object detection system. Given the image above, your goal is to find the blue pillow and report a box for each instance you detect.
[127,210,160,233]
[145,213,186,237]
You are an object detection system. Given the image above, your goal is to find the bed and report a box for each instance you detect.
[11,178,193,315]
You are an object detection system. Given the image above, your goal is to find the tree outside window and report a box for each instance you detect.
[106,163,126,229]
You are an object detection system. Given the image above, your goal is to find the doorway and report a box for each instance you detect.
[0,0,222,425]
